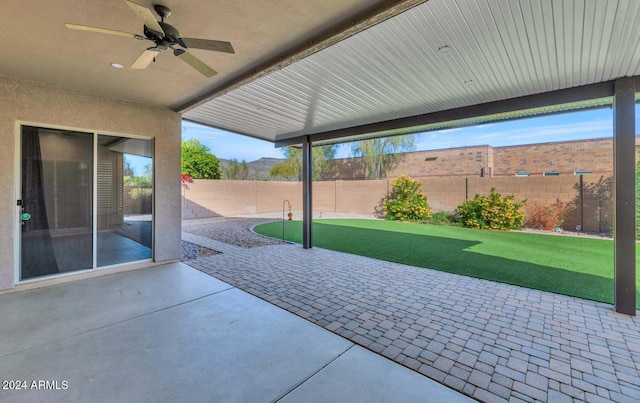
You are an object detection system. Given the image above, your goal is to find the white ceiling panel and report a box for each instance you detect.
[183,0,640,144]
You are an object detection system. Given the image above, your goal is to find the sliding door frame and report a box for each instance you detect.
[14,121,155,285]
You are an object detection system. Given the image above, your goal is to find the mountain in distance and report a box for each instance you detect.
[219,157,285,180]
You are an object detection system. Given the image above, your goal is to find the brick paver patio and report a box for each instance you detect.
[182,231,640,402]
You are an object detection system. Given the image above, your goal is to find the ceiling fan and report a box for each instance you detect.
[65,0,234,77]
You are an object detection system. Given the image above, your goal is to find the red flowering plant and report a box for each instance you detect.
[181,173,194,192]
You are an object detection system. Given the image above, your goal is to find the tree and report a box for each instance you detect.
[269,145,338,181]
[269,160,298,181]
[124,159,135,177]
[224,159,249,180]
[315,145,337,179]
[350,135,416,179]
[125,163,153,200]
[181,139,221,179]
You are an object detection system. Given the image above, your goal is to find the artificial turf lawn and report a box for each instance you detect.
[254,219,640,308]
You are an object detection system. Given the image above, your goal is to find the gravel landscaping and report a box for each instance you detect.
[182,217,286,248]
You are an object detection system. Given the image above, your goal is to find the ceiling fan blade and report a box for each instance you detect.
[65,23,142,39]
[180,38,235,54]
[131,49,160,69]
[125,0,164,35]
[174,49,217,77]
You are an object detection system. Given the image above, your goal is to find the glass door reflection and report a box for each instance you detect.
[97,136,153,266]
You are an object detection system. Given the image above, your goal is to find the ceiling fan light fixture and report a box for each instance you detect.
[111,63,124,69]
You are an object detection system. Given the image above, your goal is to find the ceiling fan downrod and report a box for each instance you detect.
[153,4,171,22]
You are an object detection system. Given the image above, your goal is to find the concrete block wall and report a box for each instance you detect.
[314,181,337,212]
[329,137,628,179]
[183,174,613,232]
[419,177,468,212]
[492,138,614,176]
[335,180,388,214]
[387,145,492,178]
[182,180,302,218]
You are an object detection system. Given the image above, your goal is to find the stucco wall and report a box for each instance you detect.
[0,75,181,290]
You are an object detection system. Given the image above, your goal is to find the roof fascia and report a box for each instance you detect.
[274,80,619,148]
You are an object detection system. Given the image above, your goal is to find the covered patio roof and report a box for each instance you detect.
[182,0,640,146]
[6,0,639,143]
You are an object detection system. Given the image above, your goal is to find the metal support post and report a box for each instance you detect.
[613,77,636,315]
[302,136,313,249]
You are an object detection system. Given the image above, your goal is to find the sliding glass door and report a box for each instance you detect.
[20,127,93,279]
[19,126,153,281]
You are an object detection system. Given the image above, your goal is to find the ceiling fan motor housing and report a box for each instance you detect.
[143,22,180,45]
[158,22,181,44]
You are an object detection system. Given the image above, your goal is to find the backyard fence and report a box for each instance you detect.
[182,174,613,233]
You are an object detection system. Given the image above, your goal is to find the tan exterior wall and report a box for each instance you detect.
[419,177,468,212]
[314,181,337,212]
[388,145,493,178]
[182,180,303,217]
[335,180,388,214]
[184,174,613,233]
[0,75,181,290]
[331,137,628,179]
[492,138,614,176]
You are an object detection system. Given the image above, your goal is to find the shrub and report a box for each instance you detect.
[525,200,565,230]
[128,187,151,200]
[424,211,456,225]
[456,188,525,230]
[380,175,432,221]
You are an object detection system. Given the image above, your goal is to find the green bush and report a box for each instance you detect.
[182,139,221,179]
[424,211,456,225]
[456,188,525,230]
[381,175,432,221]
[128,187,152,200]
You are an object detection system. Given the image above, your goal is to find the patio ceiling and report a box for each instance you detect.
[4,1,640,147]
[2,0,396,110]
[182,0,640,146]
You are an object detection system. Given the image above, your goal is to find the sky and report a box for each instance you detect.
[181,105,636,163]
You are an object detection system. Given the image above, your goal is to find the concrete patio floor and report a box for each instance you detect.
[182,229,640,403]
[0,263,471,403]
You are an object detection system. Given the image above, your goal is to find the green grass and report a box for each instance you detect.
[254,219,640,308]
